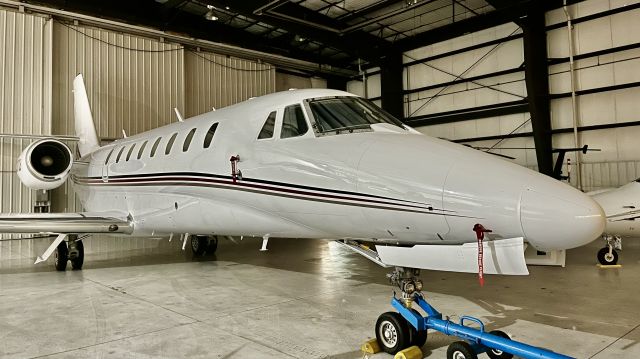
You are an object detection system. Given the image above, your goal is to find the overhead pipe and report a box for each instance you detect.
[563,0,583,190]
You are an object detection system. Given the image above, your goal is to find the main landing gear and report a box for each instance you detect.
[54,235,84,271]
[190,235,218,256]
[597,235,621,265]
[373,267,573,359]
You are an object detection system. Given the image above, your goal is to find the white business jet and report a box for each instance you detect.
[0,74,608,355]
[1,74,604,283]
[591,179,640,264]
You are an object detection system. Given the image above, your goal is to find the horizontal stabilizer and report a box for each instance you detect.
[375,237,529,275]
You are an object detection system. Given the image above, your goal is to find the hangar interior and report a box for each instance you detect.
[1,0,640,358]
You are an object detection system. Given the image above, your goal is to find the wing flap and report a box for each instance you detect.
[375,237,529,275]
[0,213,133,234]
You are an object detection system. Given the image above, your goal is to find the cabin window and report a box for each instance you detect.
[115,146,126,163]
[150,137,162,157]
[281,104,308,139]
[183,128,197,152]
[165,133,178,155]
[137,140,148,159]
[126,143,137,161]
[104,148,115,165]
[203,123,218,148]
[258,111,276,139]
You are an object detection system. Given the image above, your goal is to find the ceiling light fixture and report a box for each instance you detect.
[205,5,218,21]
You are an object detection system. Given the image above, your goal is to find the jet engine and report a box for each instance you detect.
[17,139,73,190]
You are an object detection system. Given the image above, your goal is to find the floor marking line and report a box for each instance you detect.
[587,322,640,358]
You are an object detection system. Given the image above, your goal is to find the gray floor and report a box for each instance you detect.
[0,235,638,359]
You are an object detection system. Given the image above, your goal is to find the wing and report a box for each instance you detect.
[0,213,133,234]
[0,212,133,265]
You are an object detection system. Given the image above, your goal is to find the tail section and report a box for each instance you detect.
[73,74,100,157]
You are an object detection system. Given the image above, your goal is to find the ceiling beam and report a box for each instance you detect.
[25,0,353,72]
[393,0,586,53]
[204,0,393,64]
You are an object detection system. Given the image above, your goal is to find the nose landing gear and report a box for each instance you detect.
[597,235,621,265]
[372,266,573,359]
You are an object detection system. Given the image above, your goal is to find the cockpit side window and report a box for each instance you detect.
[280,105,308,139]
[258,111,276,139]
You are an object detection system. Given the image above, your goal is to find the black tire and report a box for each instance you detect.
[375,312,411,354]
[447,341,478,359]
[191,235,208,256]
[71,240,84,270]
[487,330,513,359]
[407,309,428,348]
[54,241,68,271]
[597,247,618,265]
[205,236,218,254]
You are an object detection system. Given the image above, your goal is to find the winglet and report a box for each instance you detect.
[73,74,100,157]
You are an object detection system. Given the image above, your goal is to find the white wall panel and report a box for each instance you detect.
[0,10,51,224]
[186,51,275,116]
[52,23,185,139]
[51,23,186,212]
[548,5,640,59]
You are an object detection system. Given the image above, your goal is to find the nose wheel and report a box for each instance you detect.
[598,235,621,265]
[375,312,410,354]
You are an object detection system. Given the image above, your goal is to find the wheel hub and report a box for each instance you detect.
[453,350,466,359]
[379,320,397,347]
[604,253,614,262]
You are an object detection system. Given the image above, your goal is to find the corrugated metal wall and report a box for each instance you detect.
[51,22,186,212]
[0,12,277,215]
[0,10,52,246]
[0,10,52,211]
[185,50,275,117]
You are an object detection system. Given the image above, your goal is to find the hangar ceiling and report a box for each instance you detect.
[20,0,580,75]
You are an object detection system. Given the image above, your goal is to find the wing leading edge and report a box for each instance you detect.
[0,213,133,234]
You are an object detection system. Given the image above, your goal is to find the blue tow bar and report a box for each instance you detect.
[392,295,574,359]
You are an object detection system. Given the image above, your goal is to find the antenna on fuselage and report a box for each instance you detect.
[121,129,127,138]
[174,107,184,122]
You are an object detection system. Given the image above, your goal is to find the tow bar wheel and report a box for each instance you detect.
[375,312,410,354]
[487,330,514,359]
[447,341,478,359]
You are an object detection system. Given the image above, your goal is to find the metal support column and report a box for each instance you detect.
[380,52,404,120]
[523,9,554,177]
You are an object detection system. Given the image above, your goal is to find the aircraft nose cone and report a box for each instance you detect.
[520,187,605,250]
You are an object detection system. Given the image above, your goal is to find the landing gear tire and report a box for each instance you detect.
[71,240,84,270]
[597,247,618,265]
[447,341,478,359]
[191,235,208,256]
[408,309,427,348]
[486,330,513,359]
[375,312,411,354]
[54,241,68,272]
[205,236,218,254]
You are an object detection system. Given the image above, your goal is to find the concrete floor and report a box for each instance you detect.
[0,236,638,359]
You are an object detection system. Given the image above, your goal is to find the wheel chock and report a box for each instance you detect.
[597,264,622,269]
[394,346,423,359]
[361,338,381,354]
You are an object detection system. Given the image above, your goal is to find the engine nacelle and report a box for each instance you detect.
[17,139,73,190]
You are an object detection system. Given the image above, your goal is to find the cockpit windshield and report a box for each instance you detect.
[306,96,406,134]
